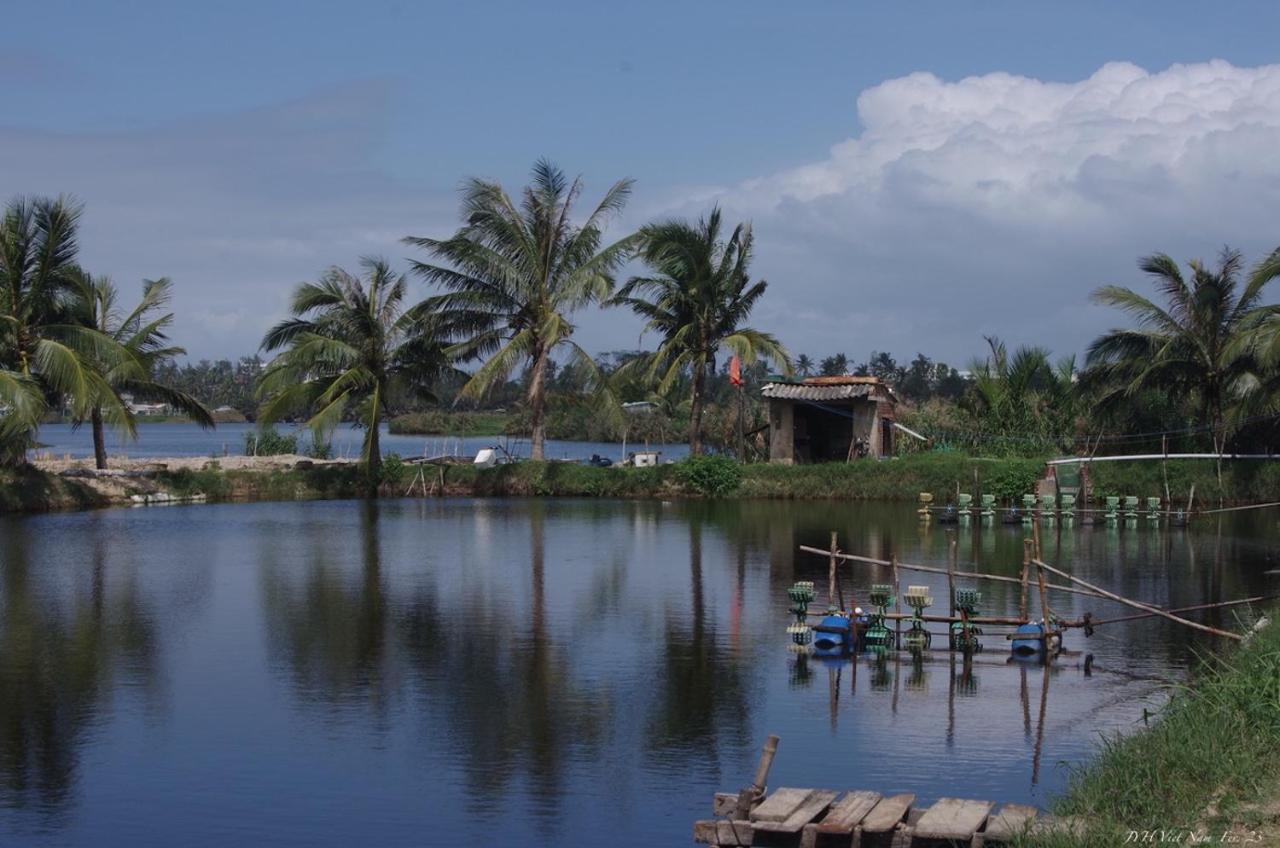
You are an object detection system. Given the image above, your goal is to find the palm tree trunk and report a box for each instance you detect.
[528,343,549,461]
[91,407,107,470]
[689,362,706,456]
[366,407,382,496]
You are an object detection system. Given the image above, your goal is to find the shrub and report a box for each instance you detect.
[675,455,743,496]
[304,434,333,460]
[380,453,410,486]
[244,427,298,456]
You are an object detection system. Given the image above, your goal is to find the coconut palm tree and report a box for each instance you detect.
[612,207,790,455]
[965,335,1076,453]
[404,159,637,460]
[1085,248,1277,452]
[795,354,814,377]
[69,273,214,468]
[257,257,456,488]
[0,196,131,466]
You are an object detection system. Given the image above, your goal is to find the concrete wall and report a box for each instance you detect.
[768,399,794,464]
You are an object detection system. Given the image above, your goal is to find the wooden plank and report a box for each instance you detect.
[860,793,916,833]
[713,792,739,817]
[755,789,839,833]
[751,787,816,823]
[816,790,883,834]
[914,797,994,841]
[693,818,754,846]
[982,804,1039,843]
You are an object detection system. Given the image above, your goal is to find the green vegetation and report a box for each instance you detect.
[406,159,637,460]
[674,454,744,496]
[387,410,508,436]
[613,207,790,454]
[1026,614,1280,848]
[257,257,455,488]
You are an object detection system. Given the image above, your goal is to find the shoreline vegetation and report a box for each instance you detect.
[1026,613,1280,848]
[7,452,1280,516]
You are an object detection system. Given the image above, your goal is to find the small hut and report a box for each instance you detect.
[762,375,898,464]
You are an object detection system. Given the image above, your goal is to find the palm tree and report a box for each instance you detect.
[70,274,213,469]
[257,257,455,488]
[404,159,636,460]
[613,207,790,455]
[0,196,131,466]
[1085,248,1277,452]
[966,336,1076,454]
[795,354,814,377]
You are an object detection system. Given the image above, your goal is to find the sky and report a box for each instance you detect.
[5,0,1280,368]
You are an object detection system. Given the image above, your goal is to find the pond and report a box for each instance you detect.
[31,422,690,465]
[1,498,1275,846]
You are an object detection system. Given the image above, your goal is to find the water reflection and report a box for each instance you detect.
[0,521,157,815]
[0,499,1275,845]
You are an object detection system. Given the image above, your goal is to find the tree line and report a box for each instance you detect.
[5,160,1280,480]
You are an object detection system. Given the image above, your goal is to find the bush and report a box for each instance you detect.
[380,453,410,486]
[675,455,743,496]
[304,434,333,460]
[244,427,298,456]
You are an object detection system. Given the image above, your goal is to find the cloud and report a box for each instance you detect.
[0,81,459,359]
[677,60,1280,363]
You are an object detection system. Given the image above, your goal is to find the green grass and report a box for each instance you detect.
[1023,614,1280,847]
[1089,458,1280,506]
[0,467,110,512]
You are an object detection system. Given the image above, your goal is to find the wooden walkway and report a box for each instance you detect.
[695,787,1083,847]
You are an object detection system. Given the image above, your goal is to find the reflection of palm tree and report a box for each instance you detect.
[646,513,751,760]
[260,501,393,712]
[0,522,156,811]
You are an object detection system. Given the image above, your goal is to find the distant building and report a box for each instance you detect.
[762,375,898,464]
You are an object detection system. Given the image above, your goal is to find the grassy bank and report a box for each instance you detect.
[1027,613,1280,847]
[1089,458,1280,506]
[0,467,113,512]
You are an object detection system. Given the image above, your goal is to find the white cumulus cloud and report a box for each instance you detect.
[683,60,1280,364]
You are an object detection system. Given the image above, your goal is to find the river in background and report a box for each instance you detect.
[1,499,1276,846]
[31,421,689,464]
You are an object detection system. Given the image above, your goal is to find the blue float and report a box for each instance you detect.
[1011,622,1045,656]
[812,614,852,657]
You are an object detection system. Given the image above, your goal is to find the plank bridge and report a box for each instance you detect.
[694,787,1081,847]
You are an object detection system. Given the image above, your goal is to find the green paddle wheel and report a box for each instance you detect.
[902,585,933,651]
[864,583,895,651]
[949,587,984,652]
[786,581,815,650]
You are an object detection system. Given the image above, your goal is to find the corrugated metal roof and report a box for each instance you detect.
[762,383,876,401]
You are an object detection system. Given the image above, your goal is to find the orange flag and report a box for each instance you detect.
[729,355,743,387]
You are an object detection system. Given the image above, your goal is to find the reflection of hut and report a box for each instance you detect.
[763,376,898,464]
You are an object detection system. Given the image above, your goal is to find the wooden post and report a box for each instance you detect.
[891,553,902,646]
[734,734,780,818]
[1020,539,1032,621]
[947,538,957,619]
[1035,559,1053,665]
[1033,558,1243,641]
[828,531,839,609]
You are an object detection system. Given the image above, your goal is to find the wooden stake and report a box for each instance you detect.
[735,734,780,818]
[891,553,901,645]
[947,538,957,619]
[828,531,838,609]
[1033,558,1243,641]
[1020,539,1031,621]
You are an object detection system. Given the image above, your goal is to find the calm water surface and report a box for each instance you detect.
[1,499,1276,847]
[32,421,688,464]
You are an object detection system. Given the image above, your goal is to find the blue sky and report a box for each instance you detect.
[6,1,1280,364]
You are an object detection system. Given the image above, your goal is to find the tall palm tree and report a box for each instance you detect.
[257,257,455,488]
[1085,248,1276,452]
[0,196,130,466]
[404,159,637,460]
[795,354,814,377]
[613,207,790,455]
[70,273,213,469]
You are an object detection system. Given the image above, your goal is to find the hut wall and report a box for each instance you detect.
[768,399,794,465]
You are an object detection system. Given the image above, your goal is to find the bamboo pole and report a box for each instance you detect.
[1032,558,1243,641]
[891,553,902,646]
[1020,539,1031,620]
[797,545,1104,600]
[947,538,957,619]
[1074,595,1275,627]
[828,531,838,608]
